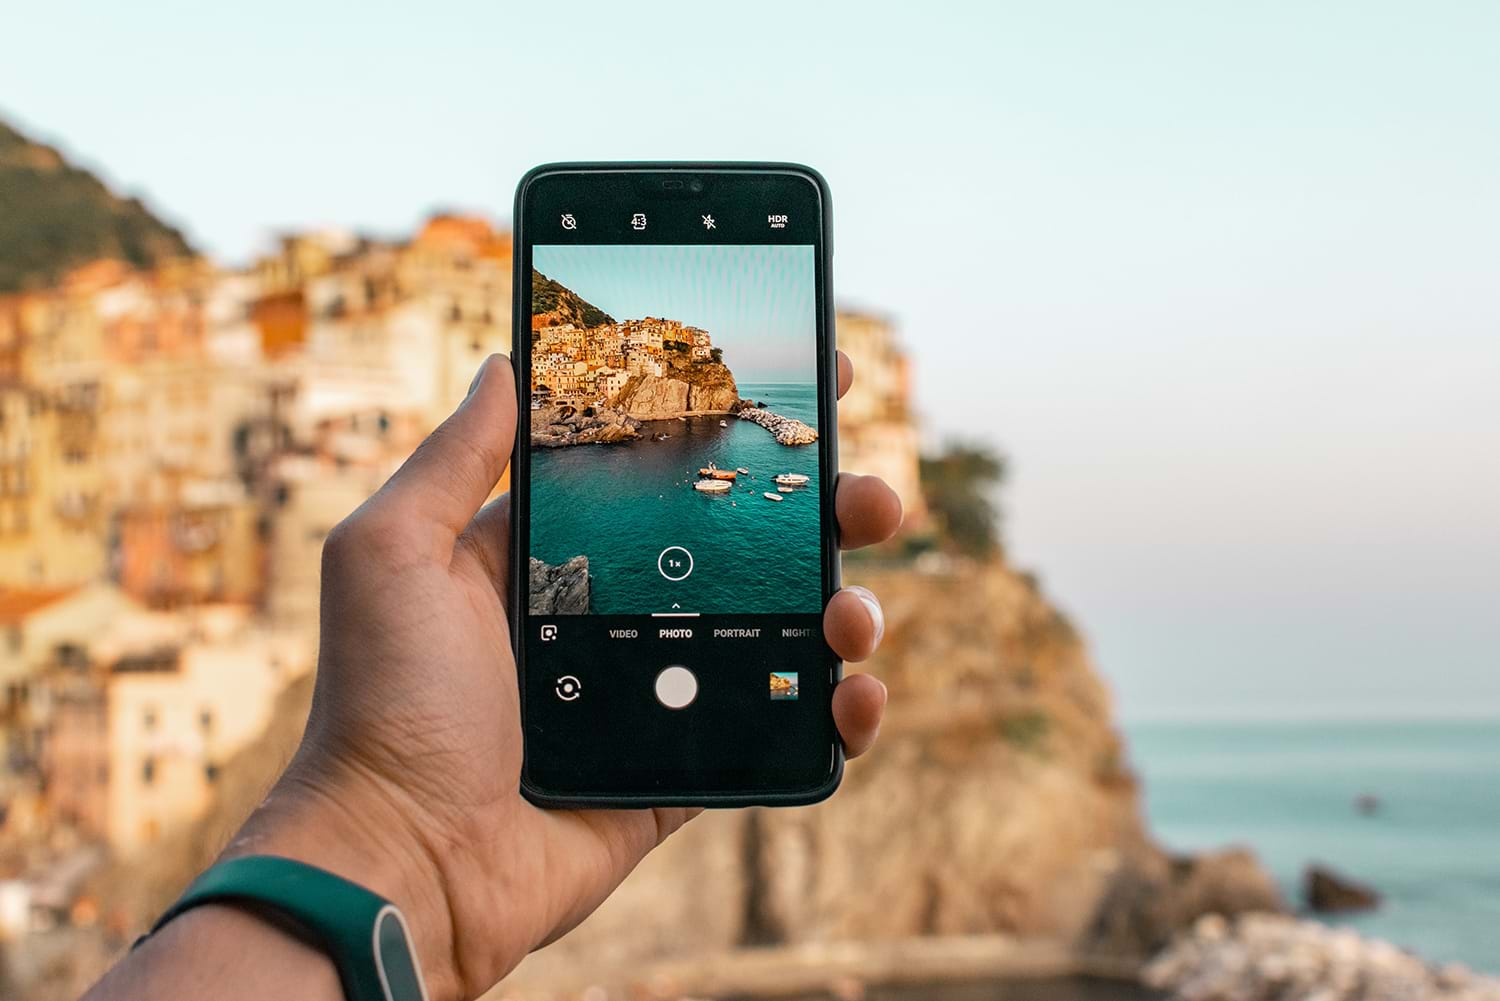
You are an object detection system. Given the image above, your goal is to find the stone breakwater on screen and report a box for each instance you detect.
[737,406,818,445]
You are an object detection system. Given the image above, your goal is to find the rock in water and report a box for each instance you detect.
[1304,863,1381,913]
[529,556,590,614]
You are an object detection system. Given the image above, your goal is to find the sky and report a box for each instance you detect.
[532,245,817,383]
[3,1,1497,721]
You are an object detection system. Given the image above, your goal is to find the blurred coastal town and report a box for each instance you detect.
[0,212,925,989]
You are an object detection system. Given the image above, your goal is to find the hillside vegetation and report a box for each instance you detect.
[0,119,194,292]
[530,268,614,328]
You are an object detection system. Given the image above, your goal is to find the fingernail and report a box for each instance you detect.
[467,356,492,398]
[846,585,885,650]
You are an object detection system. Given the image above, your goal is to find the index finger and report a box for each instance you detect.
[837,350,853,400]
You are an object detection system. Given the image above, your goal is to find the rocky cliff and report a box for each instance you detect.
[611,354,740,418]
[495,559,1283,995]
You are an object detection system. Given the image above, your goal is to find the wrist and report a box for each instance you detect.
[86,903,343,1001]
[222,755,461,1001]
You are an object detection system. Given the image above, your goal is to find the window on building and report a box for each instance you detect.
[204,762,220,784]
[142,756,156,786]
[143,708,158,732]
[199,708,214,732]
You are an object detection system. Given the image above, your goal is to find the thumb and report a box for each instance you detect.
[376,354,517,546]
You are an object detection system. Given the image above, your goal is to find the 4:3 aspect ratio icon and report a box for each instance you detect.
[630,213,647,231]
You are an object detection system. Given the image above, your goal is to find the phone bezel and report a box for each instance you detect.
[509,162,843,808]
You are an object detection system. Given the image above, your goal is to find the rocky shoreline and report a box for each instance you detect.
[528,556,590,614]
[736,405,819,445]
[1144,913,1500,1001]
[530,398,818,448]
[530,404,642,447]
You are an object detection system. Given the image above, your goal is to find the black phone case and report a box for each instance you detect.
[509,161,843,809]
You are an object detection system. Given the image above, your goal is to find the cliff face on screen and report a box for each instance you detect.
[530,268,741,427]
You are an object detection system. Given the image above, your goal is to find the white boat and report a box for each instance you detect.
[778,486,794,493]
[774,473,810,486]
[719,420,728,427]
[694,480,732,493]
[763,492,784,502]
[736,467,750,474]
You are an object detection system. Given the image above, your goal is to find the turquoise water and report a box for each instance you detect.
[530,382,823,614]
[1128,719,1500,971]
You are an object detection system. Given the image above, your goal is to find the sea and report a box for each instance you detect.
[1127,719,1500,973]
[530,382,824,615]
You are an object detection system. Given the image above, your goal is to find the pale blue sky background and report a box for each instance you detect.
[4,1,1497,721]
[532,245,816,383]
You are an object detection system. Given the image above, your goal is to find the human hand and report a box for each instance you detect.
[226,352,903,1001]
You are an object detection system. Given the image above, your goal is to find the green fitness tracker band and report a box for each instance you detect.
[143,855,429,1001]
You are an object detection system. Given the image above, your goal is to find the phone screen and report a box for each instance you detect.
[513,166,840,804]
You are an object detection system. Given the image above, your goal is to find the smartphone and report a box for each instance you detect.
[510,162,841,807]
